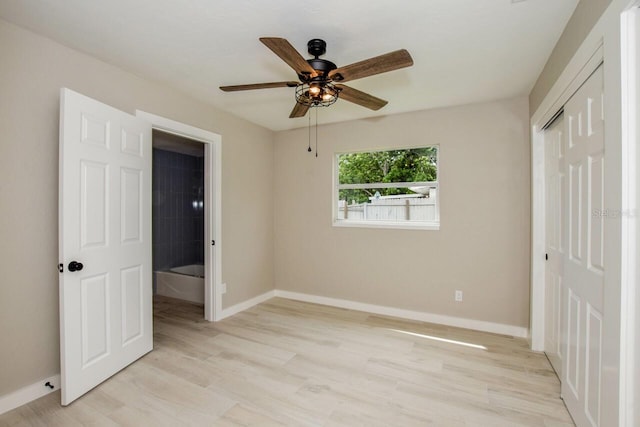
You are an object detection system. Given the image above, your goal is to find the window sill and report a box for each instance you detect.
[332,220,440,231]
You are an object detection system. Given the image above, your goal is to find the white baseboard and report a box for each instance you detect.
[0,374,60,415]
[274,290,529,338]
[218,290,276,320]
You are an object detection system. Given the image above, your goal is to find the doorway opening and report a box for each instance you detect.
[152,130,205,316]
[137,110,222,322]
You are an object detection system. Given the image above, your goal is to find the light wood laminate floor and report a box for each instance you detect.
[1,296,574,426]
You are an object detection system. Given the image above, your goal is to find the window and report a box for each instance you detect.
[334,146,439,229]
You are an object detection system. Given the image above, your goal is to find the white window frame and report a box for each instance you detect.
[332,146,440,230]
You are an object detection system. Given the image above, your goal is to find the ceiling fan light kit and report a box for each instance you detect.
[295,82,339,108]
[219,37,414,119]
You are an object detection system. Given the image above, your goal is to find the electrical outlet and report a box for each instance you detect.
[455,290,463,302]
[220,283,227,294]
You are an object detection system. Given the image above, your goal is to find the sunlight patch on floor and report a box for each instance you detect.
[386,328,488,350]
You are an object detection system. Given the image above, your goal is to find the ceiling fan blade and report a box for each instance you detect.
[260,37,317,77]
[289,102,310,118]
[220,81,299,92]
[329,49,413,83]
[335,84,388,111]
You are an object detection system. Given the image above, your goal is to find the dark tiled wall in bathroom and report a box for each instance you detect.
[152,149,204,276]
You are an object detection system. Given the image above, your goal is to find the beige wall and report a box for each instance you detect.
[529,0,614,114]
[274,97,531,328]
[0,19,274,396]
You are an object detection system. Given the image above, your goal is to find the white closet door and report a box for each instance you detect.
[544,114,565,376]
[561,65,605,427]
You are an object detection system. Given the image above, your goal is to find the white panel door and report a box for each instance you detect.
[544,114,565,376]
[59,88,152,405]
[561,65,605,427]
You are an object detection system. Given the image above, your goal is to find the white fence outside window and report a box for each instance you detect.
[336,184,438,223]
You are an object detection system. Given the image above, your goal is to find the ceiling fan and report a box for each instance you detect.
[220,38,414,118]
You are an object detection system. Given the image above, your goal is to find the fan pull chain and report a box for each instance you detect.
[315,108,319,157]
[307,112,312,152]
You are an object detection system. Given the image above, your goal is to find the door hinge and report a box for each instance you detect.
[211,240,215,246]
[545,253,548,261]
[58,263,64,273]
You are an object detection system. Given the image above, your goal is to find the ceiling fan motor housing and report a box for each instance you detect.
[300,39,337,79]
[307,39,327,57]
[306,58,337,76]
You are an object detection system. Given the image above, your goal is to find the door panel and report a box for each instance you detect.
[561,64,604,427]
[80,161,109,248]
[585,304,602,426]
[544,114,564,374]
[121,167,142,243]
[566,289,581,397]
[81,113,109,148]
[569,162,583,261]
[81,273,110,367]
[59,88,152,405]
[121,127,144,156]
[121,265,143,345]
[588,153,604,272]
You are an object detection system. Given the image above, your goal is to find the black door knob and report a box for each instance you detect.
[68,261,83,272]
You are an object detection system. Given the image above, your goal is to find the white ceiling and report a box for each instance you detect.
[0,0,578,131]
